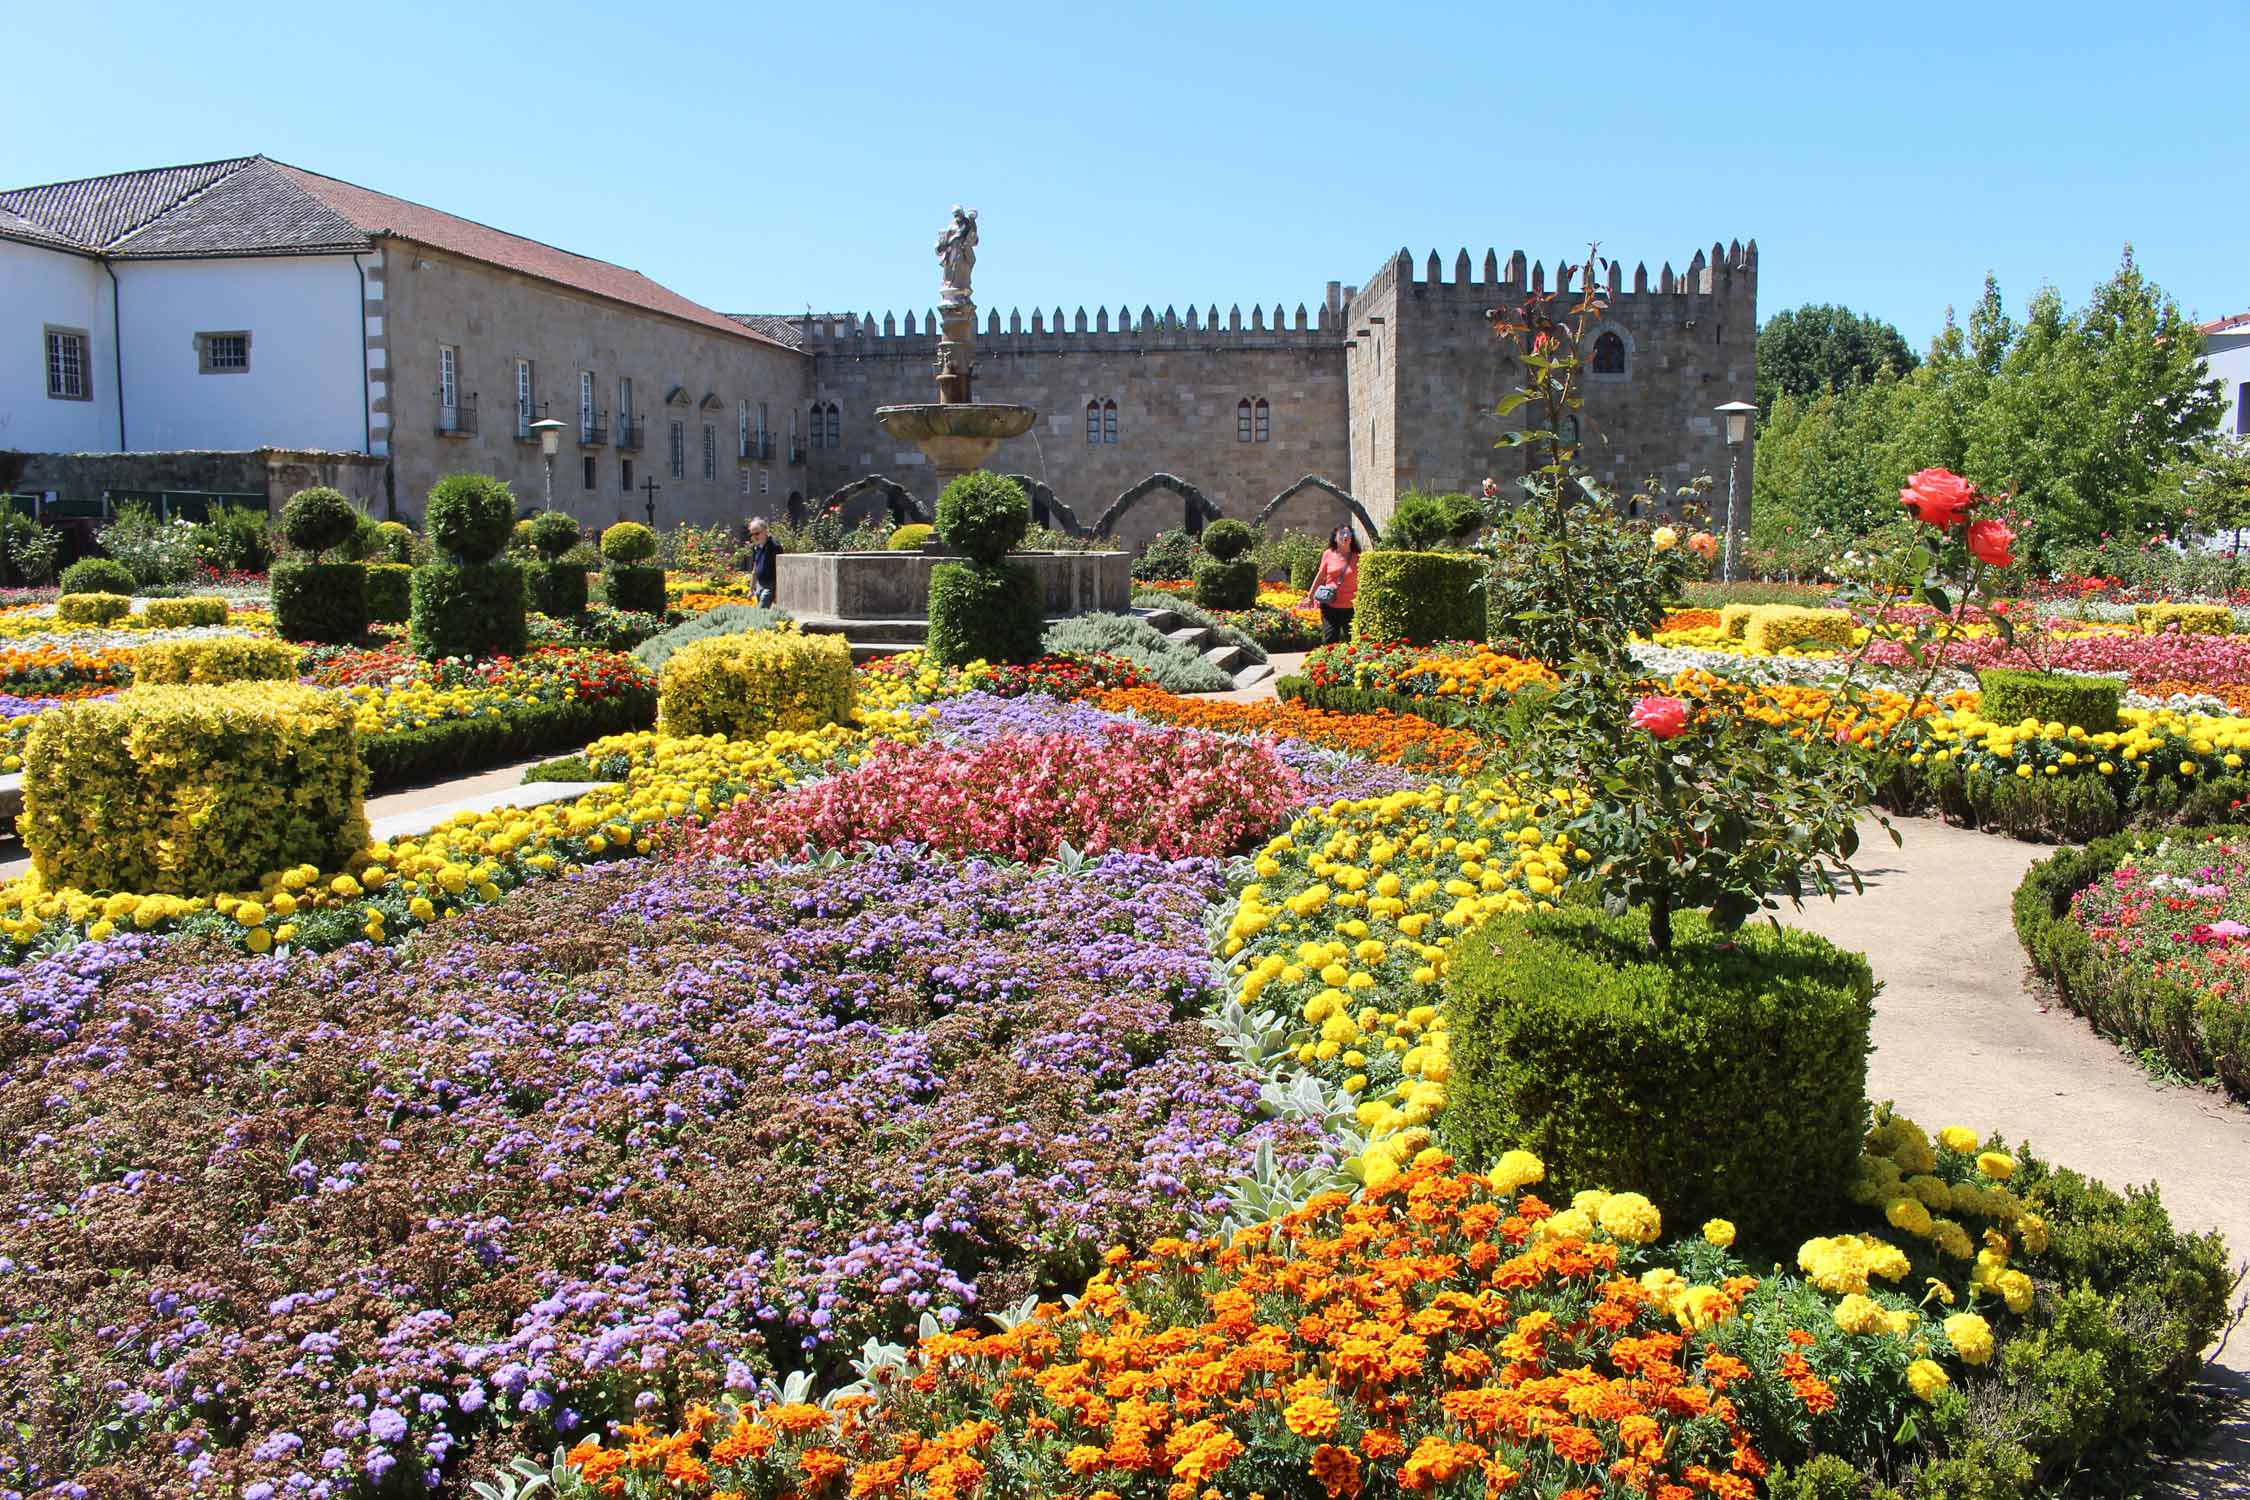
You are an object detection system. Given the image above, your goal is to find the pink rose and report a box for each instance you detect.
[1900,467,1978,527]
[1630,695,1689,740]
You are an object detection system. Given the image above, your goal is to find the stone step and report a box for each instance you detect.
[1204,643,1255,675]
[1232,661,1276,690]
[369,781,610,846]
[1166,625,1216,650]
[848,641,922,663]
[795,615,931,642]
[1138,607,1192,635]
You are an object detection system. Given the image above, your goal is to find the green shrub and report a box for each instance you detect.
[425,473,517,562]
[1384,491,1482,550]
[1355,551,1484,644]
[525,560,589,618]
[360,685,656,791]
[1255,530,1324,588]
[372,519,416,564]
[1133,528,1201,581]
[631,604,794,673]
[1276,673,1477,726]
[55,592,129,625]
[281,486,358,556]
[1444,904,1874,1245]
[934,472,1030,564]
[510,518,537,555]
[365,563,413,624]
[601,564,667,616]
[1976,668,2122,735]
[1719,603,1759,640]
[132,637,300,685]
[2133,602,2232,636]
[1741,605,1856,654]
[927,561,1044,667]
[1197,517,1255,561]
[139,596,228,629]
[887,522,935,550]
[1289,549,1324,591]
[20,683,367,896]
[529,510,581,559]
[270,561,369,644]
[658,631,853,737]
[1682,580,1835,609]
[409,560,526,660]
[1191,553,1258,610]
[192,502,274,573]
[600,521,658,563]
[1041,613,1233,691]
[59,557,134,596]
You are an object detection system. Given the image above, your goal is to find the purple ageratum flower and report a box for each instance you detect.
[366,1408,408,1444]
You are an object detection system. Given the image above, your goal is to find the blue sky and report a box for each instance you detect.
[4,0,2241,348]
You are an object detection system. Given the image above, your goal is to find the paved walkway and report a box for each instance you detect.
[1789,815,2250,1489]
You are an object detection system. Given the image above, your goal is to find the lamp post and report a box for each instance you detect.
[1714,401,1757,583]
[530,418,567,509]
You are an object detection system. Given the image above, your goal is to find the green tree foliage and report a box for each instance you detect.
[1754,303,1917,409]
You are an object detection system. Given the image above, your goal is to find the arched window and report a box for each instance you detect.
[1102,399,1118,444]
[1592,330,1627,375]
[1253,398,1271,443]
[1237,399,1254,443]
[809,404,825,450]
[822,402,840,449]
[1560,414,1581,447]
[1087,400,1103,445]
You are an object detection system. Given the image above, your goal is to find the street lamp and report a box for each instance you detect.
[530,418,567,508]
[1714,401,1757,583]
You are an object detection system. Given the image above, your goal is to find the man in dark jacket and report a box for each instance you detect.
[745,517,782,606]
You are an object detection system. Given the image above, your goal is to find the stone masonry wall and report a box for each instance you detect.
[17,449,385,511]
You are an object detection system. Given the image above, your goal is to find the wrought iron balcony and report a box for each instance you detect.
[739,433,778,462]
[514,401,548,442]
[616,416,646,452]
[580,409,609,447]
[436,390,477,437]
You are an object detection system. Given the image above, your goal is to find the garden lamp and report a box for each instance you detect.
[1714,401,1757,582]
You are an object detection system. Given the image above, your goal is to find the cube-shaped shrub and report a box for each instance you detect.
[602,564,667,616]
[132,638,301,685]
[410,560,526,660]
[140,596,229,629]
[1353,551,1483,645]
[658,630,854,738]
[271,560,368,644]
[927,560,1044,667]
[20,683,368,896]
[56,592,130,625]
[1444,905,1874,1247]
[1977,667,2123,735]
[1741,605,1855,654]
[526,559,590,618]
[1718,603,1759,640]
[365,563,413,624]
[1191,554,1258,610]
[2134,603,2233,637]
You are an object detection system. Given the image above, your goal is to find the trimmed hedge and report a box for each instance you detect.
[1873,750,2250,844]
[887,523,934,550]
[20,683,368,896]
[1275,673,1477,727]
[1197,517,1255,561]
[2014,828,2250,1097]
[1719,602,1759,640]
[927,560,1044,667]
[601,564,666,616]
[525,560,590,618]
[270,561,369,644]
[1976,668,2123,735]
[140,596,228,628]
[361,684,657,793]
[1444,904,1874,1245]
[1741,605,1855,654]
[528,510,581,558]
[1354,550,1483,645]
[657,630,853,738]
[2134,602,2232,636]
[59,557,135,597]
[372,520,416,564]
[55,592,130,625]
[1190,553,1258,610]
[425,473,516,562]
[935,472,1029,564]
[366,563,413,624]
[132,638,301,685]
[409,560,526,660]
[281,486,357,555]
[599,521,658,564]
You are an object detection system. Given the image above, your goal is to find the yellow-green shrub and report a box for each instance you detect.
[132,638,302,685]
[140,596,229,628]
[56,592,130,625]
[1742,605,1855,654]
[1719,603,1759,640]
[20,683,368,896]
[658,631,853,738]
[2134,603,2233,637]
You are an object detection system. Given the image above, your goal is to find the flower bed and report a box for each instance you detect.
[0,848,1322,1495]
[1090,683,1488,774]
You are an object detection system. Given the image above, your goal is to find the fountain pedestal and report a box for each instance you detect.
[875,294,1038,496]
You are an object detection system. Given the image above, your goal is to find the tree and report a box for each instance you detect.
[1755,303,1919,409]
[2182,436,2250,550]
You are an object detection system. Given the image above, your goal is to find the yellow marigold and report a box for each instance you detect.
[1702,1218,1736,1250]
[1488,1149,1545,1194]
[1976,1151,2016,1181]
[1937,1125,1979,1154]
[1944,1311,1995,1366]
[1990,1268,2035,1315]
[2015,1212,2050,1256]
[1832,1293,1895,1337]
[1885,1197,1935,1238]
[1596,1191,1662,1246]
[1283,1394,1342,1439]
[1907,1358,1951,1403]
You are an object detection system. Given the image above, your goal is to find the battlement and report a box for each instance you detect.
[786,298,1341,353]
[1350,238,1758,310]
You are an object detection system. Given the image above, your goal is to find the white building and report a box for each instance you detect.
[2204,312,2250,439]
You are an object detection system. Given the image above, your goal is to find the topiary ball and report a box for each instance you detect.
[282,487,359,557]
[934,472,1029,565]
[529,510,580,559]
[373,520,416,565]
[511,518,537,553]
[59,557,136,596]
[601,521,659,564]
[424,473,517,562]
[1198,517,1255,561]
[887,523,935,551]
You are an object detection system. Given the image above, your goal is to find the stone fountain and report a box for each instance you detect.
[874,206,1038,492]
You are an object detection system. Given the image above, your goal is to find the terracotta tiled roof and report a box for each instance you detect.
[0,155,791,351]
[2201,312,2250,336]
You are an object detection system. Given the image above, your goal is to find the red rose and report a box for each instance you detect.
[1899,468,1978,527]
[1965,518,2016,568]
[1630,695,1689,740]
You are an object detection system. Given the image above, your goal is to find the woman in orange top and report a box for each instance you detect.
[1304,524,1361,644]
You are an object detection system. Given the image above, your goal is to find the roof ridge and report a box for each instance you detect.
[0,154,260,249]
[103,156,265,251]
[0,152,257,198]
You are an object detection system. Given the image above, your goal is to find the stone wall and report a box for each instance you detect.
[15,448,385,512]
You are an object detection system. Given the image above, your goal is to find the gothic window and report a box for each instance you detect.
[1253,398,1271,443]
[1236,400,1253,443]
[1561,415,1581,447]
[1592,330,1627,375]
[1087,400,1103,445]
[823,402,840,449]
[1102,399,1118,444]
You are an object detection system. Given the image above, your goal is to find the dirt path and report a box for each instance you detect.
[1787,814,2250,1489]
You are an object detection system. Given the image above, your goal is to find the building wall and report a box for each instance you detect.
[17,448,384,511]
[110,253,367,453]
[377,240,807,528]
[1,237,117,454]
[798,307,1353,550]
[2208,333,2250,438]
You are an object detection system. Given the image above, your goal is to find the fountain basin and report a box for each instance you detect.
[776,548,1130,621]
[875,403,1038,478]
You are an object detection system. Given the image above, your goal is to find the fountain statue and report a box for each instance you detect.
[876,206,1038,494]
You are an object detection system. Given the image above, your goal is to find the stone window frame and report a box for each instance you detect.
[195,330,251,375]
[1236,399,1253,443]
[1587,326,1632,383]
[1253,397,1271,443]
[702,422,717,481]
[669,420,686,479]
[621,456,635,494]
[581,453,597,491]
[44,325,92,401]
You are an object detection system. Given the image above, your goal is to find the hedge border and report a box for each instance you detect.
[360,685,658,793]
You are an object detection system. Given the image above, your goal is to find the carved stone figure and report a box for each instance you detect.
[935,205,977,307]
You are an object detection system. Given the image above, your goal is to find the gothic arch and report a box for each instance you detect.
[1000,474,1091,537]
[1091,473,1223,538]
[1254,475,1384,545]
[816,474,929,525]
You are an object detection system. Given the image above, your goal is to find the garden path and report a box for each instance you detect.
[1789,814,2250,1492]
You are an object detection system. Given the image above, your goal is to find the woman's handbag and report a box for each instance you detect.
[1312,583,1339,604]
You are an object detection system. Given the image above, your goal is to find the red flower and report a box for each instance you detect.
[1965,518,2016,568]
[1899,468,1978,527]
[1629,695,1689,740]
